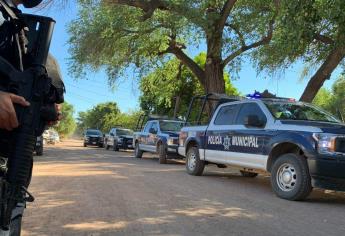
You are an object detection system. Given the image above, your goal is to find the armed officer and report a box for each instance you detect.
[0,1,62,234]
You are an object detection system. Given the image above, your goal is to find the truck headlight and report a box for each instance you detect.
[313,133,337,154]
[167,138,177,146]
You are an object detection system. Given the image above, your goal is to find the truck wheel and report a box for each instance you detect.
[36,149,43,156]
[83,143,87,147]
[158,143,167,164]
[240,171,258,178]
[135,142,143,158]
[186,147,205,176]
[271,153,312,201]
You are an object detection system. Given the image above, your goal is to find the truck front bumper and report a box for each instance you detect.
[167,145,182,159]
[307,155,345,191]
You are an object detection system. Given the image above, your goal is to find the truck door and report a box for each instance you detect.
[230,102,268,169]
[109,128,115,146]
[140,122,152,151]
[205,104,240,163]
[147,121,159,152]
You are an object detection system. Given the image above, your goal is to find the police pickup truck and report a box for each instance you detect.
[178,92,345,201]
[133,115,184,164]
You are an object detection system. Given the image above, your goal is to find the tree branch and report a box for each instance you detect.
[104,0,168,20]
[218,0,237,31]
[314,33,334,45]
[159,37,205,84]
[104,0,206,28]
[225,23,245,47]
[222,12,275,67]
[121,24,165,34]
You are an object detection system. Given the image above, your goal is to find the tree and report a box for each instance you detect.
[140,52,239,117]
[77,102,120,132]
[313,75,345,120]
[69,0,278,94]
[254,0,345,102]
[55,102,77,138]
[103,110,142,131]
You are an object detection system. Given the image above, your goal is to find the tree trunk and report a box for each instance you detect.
[173,96,180,118]
[204,58,225,94]
[300,46,345,102]
[203,30,225,94]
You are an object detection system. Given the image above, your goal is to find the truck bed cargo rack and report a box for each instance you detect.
[185,93,245,126]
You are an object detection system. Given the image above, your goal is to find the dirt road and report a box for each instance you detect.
[22,140,345,236]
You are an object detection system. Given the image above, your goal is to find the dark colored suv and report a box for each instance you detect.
[83,129,104,147]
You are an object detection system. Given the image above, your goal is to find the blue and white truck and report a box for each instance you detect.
[133,115,184,164]
[178,93,345,200]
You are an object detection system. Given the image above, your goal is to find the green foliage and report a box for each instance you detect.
[313,76,345,120]
[102,110,142,131]
[254,0,345,75]
[139,53,239,117]
[77,102,120,132]
[68,0,276,82]
[54,102,77,138]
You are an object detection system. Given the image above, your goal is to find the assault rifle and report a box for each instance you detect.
[0,10,63,232]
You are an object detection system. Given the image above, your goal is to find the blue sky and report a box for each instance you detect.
[24,2,339,117]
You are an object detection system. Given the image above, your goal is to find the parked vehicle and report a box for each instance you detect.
[104,128,134,151]
[179,92,345,201]
[42,129,60,145]
[83,129,104,147]
[34,136,43,156]
[133,115,184,164]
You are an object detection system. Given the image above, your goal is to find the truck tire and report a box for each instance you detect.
[36,149,43,156]
[83,143,87,147]
[271,153,312,201]
[158,143,167,164]
[240,171,258,178]
[186,147,205,176]
[134,142,143,158]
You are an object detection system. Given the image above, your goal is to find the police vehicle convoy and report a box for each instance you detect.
[133,115,184,164]
[178,92,345,201]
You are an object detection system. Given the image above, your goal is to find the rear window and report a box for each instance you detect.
[214,104,239,125]
[159,121,184,132]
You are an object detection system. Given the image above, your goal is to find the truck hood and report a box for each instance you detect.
[161,131,180,137]
[280,120,345,134]
[86,135,102,138]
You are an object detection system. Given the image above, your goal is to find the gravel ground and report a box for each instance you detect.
[22,139,345,236]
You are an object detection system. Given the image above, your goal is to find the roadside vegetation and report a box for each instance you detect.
[54,102,77,138]
[66,0,345,133]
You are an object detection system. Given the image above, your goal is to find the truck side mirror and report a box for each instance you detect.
[244,115,265,127]
[149,128,157,134]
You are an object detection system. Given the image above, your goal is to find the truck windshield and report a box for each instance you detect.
[86,130,102,135]
[117,129,133,136]
[264,101,340,123]
[159,121,184,132]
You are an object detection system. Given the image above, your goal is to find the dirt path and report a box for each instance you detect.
[22,139,345,236]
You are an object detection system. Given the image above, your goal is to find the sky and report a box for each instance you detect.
[24,2,339,117]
